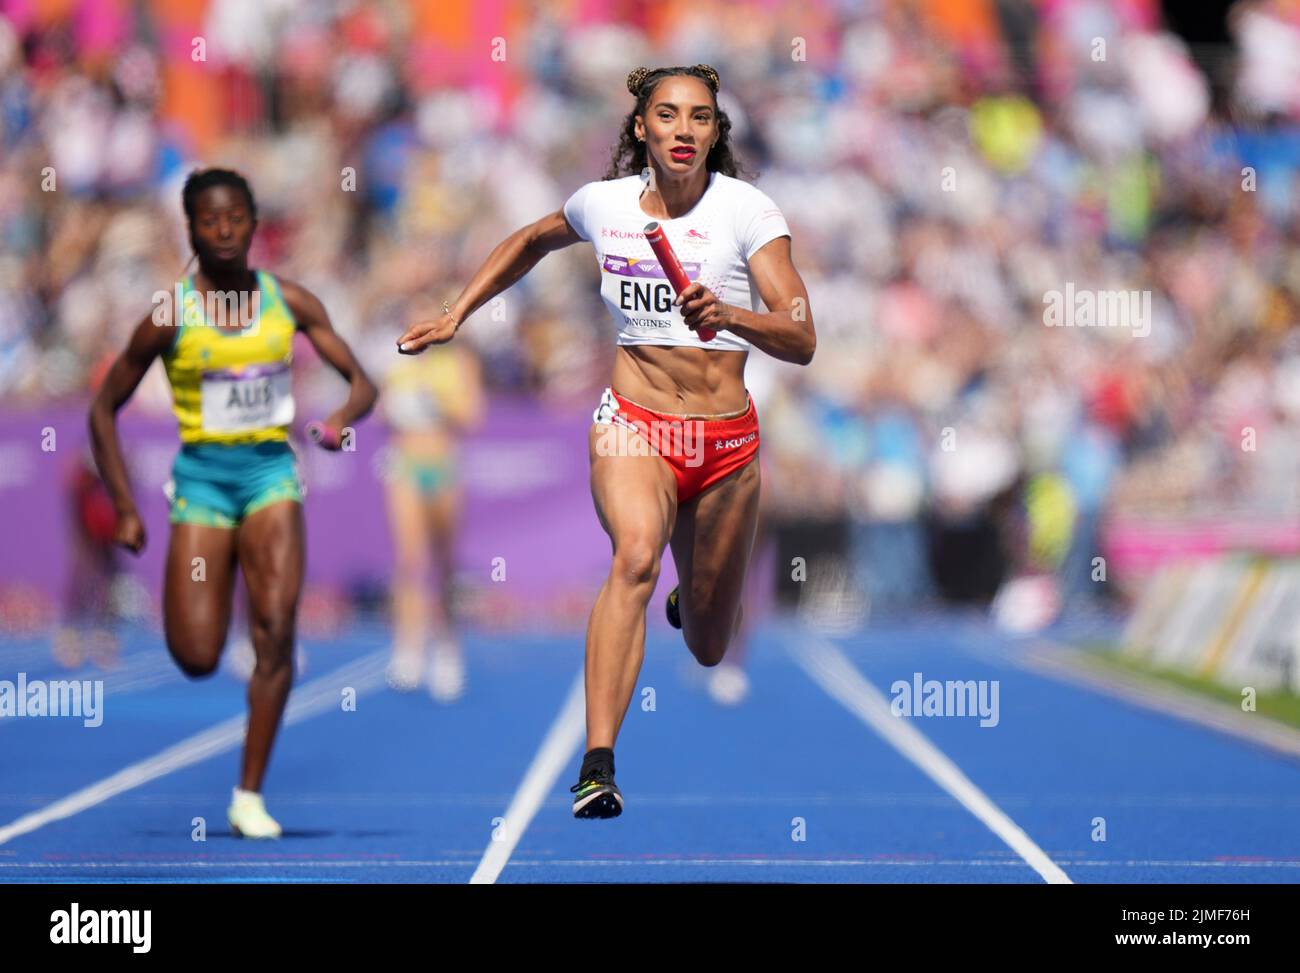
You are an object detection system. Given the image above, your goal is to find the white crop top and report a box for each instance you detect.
[562,171,791,352]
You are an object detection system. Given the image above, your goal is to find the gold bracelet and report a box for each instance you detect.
[443,300,462,328]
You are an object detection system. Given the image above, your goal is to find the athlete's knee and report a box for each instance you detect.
[684,627,730,667]
[163,614,224,677]
[610,537,662,590]
[392,545,431,580]
[168,638,222,679]
[252,647,293,680]
[249,611,296,660]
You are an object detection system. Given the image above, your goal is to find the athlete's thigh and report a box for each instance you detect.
[163,523,240,661]
[670,458,761,616]
[385,470,429,568]
[236,500,305,628]
[424,484,462,553]
[588,422,677,558]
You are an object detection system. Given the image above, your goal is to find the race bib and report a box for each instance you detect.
[200,363,294,433]
[600,254,701,335]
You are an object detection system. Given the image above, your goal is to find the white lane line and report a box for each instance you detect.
[0,650,387,847]
[469,669,585,885]
[4,858,1298,870]
[789,633,1073,885]
[3,791,1294,809]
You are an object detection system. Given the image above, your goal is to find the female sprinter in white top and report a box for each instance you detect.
[397,64,814,818]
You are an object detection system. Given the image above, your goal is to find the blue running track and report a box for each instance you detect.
[2,614,1298,883]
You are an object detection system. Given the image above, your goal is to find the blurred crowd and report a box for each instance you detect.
[3,0,1300,613]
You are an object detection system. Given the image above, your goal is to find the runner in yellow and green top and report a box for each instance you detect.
[89,168,378,838]
[161,266,305,528]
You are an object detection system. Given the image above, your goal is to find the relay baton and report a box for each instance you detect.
[644,221,715,341]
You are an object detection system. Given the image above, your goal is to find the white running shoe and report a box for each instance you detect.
[227,788,282,839]
[386,650,424,692]
[428,642,465,703]
[708,663,750,707]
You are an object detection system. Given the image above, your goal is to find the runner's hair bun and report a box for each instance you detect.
[626,67,651,95]
[693,64,720,93]
[626,64,720,96]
